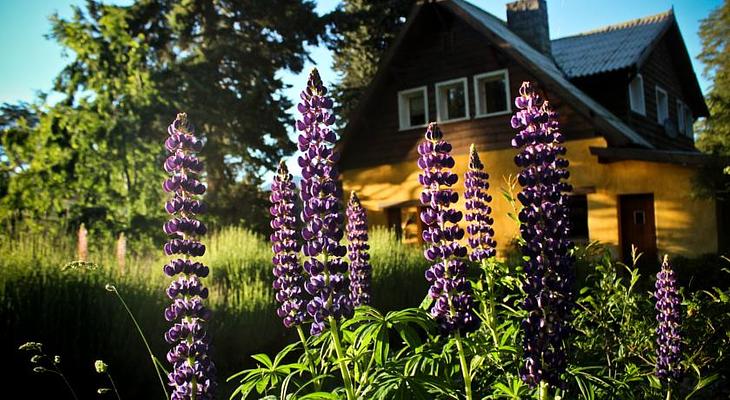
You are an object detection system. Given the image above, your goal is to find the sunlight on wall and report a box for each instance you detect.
[342,137,717,258]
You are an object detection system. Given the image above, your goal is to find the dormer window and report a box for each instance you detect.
[655,86,669,124]
[474,69,510,117]
[628,74,645,115]
[398,86,428,130]
[435,78,469,123]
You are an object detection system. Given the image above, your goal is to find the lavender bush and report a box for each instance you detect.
[510,82,574,393]
[162,113,216,400]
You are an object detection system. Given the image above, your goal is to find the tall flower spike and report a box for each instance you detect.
[655,255,682,381]
[418,123,479,334]
[162,113,216,400]
[270,161,307,328]
[346,192,372,306]
[296,68,353,336]
[464,144,496,262]
[510,82,574,389]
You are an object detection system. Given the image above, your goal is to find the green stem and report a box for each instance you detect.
[107,372,122,400]
[297,325,321,391]
[454,331,473,400]
[107,285,169,399]
[482,260,500,348]
[329,317,356,400]
[53,370,79,400]
[665,387,672,400]
[538,381,551,400]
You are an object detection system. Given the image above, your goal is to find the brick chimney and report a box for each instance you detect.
[506,0,552,56]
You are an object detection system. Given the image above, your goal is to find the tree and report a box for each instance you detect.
[695,0,730,198]
[0,0,323,234]
[325,0,414,122]
[697,0,730,155]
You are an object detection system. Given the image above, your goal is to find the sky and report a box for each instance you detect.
[0,0,722,180]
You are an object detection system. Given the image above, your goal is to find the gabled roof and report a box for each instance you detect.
[339,0,659,155]
[552,10,674,78]
[447,0,654,148]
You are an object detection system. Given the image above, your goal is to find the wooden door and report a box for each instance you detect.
[619,194,658,267]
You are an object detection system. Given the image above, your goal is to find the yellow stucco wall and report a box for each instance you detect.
[342,137,718,258]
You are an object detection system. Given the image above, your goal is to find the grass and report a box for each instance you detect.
[0,225,428,398]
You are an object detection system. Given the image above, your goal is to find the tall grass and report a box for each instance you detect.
[0,225,428,398]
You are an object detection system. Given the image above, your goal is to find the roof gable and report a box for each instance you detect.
[339,0,656,155]
[552,10,673,78]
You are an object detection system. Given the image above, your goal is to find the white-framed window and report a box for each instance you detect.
[677,100,694,137]
[473,69,510,117]
[397,86,428,130]
[628,74,645,115]
[435,78,469,123]
[655,86,669,124]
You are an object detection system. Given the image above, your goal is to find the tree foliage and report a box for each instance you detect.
[696,0,730,156]
[0,0,323,235]
[325,0,413,122]
[693,0,730,199]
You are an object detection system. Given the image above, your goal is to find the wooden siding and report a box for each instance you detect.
[627,35,696,150]
[571,34,696,151]
[340,7,597,171]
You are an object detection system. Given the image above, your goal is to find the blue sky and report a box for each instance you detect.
[0,0,721,106]
[0,0,722,179]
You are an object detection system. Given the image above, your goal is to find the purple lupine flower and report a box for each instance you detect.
[510,82,574,389]
[464,144,496,262]
[346,192,372,306]
[270,161,307,328]
[296,69,353,336]
[162,113,216,400]
[418,123,479,334]
[655,255,682,381]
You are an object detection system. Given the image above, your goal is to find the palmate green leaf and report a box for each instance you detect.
[491,378,529,399]
[251,354,274,369]
[297,392,340,400]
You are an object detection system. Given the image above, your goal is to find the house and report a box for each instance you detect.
[337,0,717,262]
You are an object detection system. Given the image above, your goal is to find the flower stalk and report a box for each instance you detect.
[464,144,499,347]
[418,123,479,399]
[162,113,216,400]
[346,191,372,307]
[655,255,682,388]
[510,82,574,390]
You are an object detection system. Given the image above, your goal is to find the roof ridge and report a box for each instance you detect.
[552,9,673,42]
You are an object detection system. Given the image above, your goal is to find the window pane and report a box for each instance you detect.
[684,107,693,136]
[629,76,644,114]
[445,85,466,119]
[568,195,589,240]
[483,77,507,114]
[656,89,668,123]
[408,94,425,126]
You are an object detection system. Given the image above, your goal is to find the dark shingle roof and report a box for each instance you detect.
[450,0,653,148]
[552,10,674,78]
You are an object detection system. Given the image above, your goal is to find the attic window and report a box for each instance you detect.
[628,74,645,115]
[655,86,669,125]
[474,69,510,117]
[435,78,469,123]
[398,86,428,130]
[677,100,694,138]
